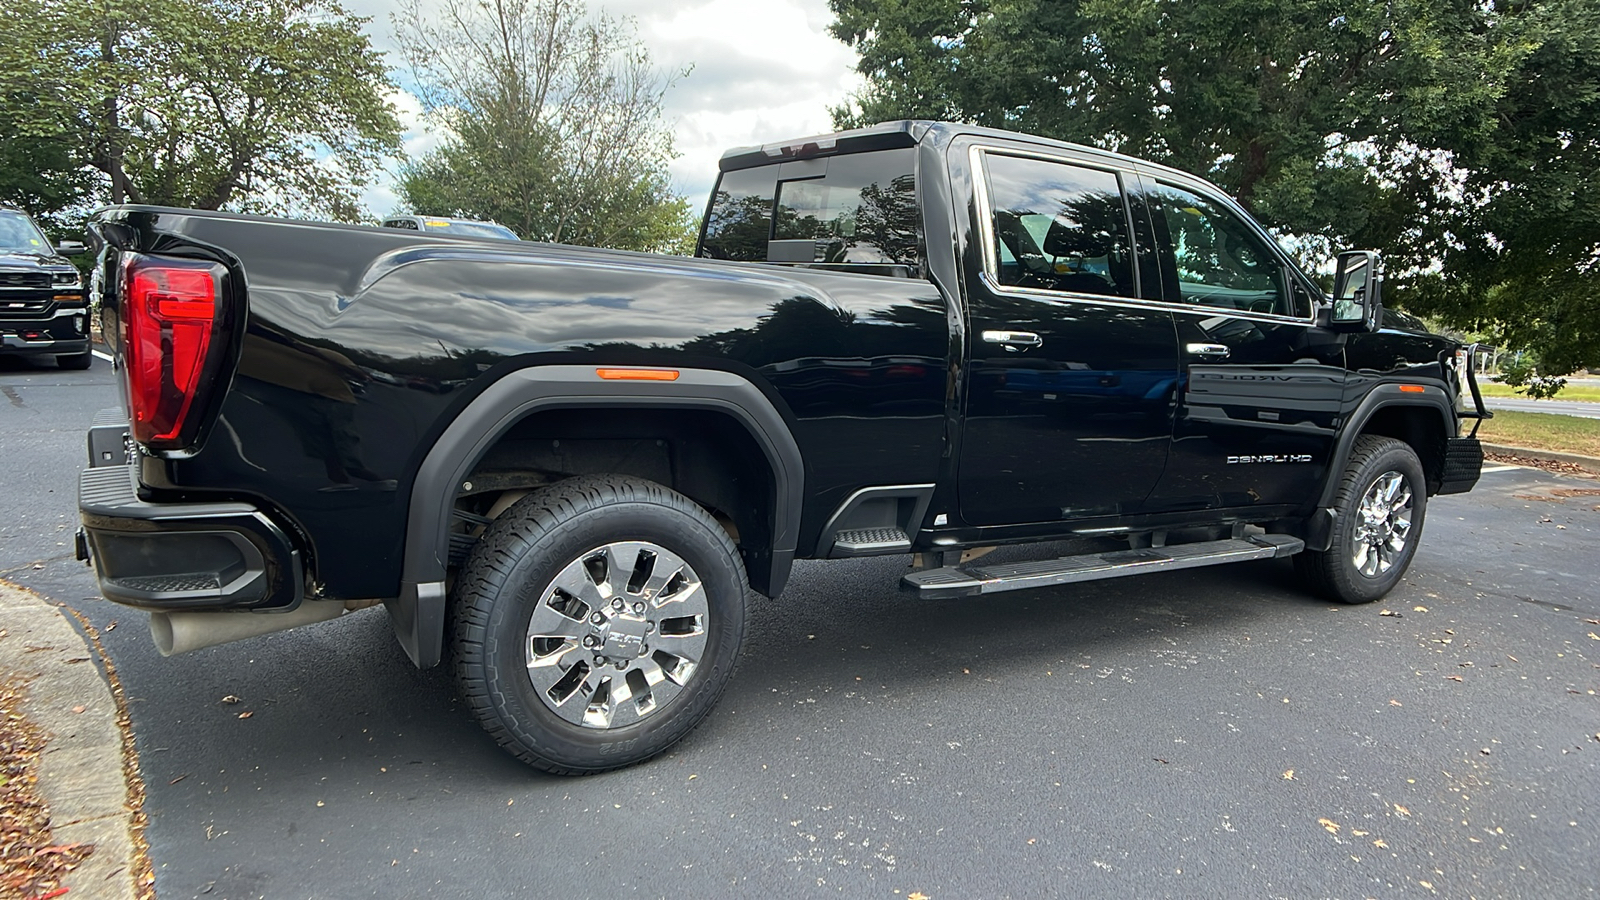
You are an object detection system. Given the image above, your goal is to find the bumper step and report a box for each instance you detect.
[833,527,910,556]
[902,534,1305,600]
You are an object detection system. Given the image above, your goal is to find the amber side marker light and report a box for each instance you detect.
[1398,384,1426,393]
[596,368,680,382]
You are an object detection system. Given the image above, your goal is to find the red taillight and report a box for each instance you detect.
[120,256,225,447]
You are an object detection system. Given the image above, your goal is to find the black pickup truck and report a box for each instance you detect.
[76,121,1489,774]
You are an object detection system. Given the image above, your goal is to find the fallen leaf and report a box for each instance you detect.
[104,620,117,632]
[316,800,324,807]
[1390,699,1403,707]
[1153,757,1169,765]
[1394,804,1411,817]
[237,711,253,719]
[1584,618,1600,626]
[909,893,930,900]
[1027,838,1036,845]
[1420,880,1434,890]
[1318,817,1340,834]
[1379,609,1401,617]
[221,695,240,704]
[1352,829,1368,836]
[1413,605,1429,612]
[1446,675,1463,682]
[1480,748,1492,755]
[71,705,86,714]
[1588,633,1600,641]
[1282,769,1296,780]
[1374,838,1389,849]
[169,774,187,785]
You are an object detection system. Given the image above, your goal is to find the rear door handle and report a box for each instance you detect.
[1186,342,1231,360]
[982,330,1044,351]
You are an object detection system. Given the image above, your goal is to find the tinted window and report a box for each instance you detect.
[699,167,777,261]
[1148,183,1290,316]
[983,154,1136,298]
[700,149,919,269]
[383,219,420,230]
[772,149,919,266]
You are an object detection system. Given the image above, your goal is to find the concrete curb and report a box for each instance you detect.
[1483,443,1600,475]
[0,580,141,899]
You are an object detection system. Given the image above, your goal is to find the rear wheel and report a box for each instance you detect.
[450,475,747,774]
[1296,435,1427,604]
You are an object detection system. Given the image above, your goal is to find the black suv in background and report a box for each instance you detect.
[0,206,91,369]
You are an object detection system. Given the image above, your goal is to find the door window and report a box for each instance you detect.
[1148,182,1294,316]
[983,154,1137,298]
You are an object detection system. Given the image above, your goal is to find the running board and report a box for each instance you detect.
[902,535,1305,600]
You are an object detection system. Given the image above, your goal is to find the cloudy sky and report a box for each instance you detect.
[341,0,864,217]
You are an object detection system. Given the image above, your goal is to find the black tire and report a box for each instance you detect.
[56,349,92,370]
[1295,435,1427,604]
[450,475,747,774]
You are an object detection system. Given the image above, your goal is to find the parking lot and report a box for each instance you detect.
[3,357,1596,899]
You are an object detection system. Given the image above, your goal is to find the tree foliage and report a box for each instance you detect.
[392,0,695,252]
[829,0,1600,374]
[0,0,401,222]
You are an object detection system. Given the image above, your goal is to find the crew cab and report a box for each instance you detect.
[76,121,1489,774]
[0,206,91,369]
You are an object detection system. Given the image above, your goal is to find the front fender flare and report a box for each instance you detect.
[386,365,804,668]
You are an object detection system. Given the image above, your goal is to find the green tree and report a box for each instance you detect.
[0,0,401,221]
[392,0,695,252]
[828,0,1600,375]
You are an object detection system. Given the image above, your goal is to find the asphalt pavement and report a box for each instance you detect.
[2,355,1597,899]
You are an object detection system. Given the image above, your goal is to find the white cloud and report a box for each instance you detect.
[344,0,861,218]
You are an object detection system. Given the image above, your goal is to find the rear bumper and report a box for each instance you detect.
[77,418,303,611]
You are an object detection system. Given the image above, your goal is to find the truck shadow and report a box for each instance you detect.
[114,552,1328,791]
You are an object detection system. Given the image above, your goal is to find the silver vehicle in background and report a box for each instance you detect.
[380,215,520,241]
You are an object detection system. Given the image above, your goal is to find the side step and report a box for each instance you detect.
[832,527,911,557]
[902,535,1305,600]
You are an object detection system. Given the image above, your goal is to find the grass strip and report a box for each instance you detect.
[1474,409,1600,458]
[1477,382,1600,402]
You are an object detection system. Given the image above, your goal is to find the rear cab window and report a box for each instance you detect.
[699,148,921,277]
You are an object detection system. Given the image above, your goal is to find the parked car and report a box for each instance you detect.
[0,206,91,369]
[379,215,519,241]
[77,120,1490,774]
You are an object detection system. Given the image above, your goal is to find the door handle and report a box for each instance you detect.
[982,330,1044,351]
[1186,342,1231,360]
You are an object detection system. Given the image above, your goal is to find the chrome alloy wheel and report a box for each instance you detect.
[1350,471,1414,578]
[525,541,709,729]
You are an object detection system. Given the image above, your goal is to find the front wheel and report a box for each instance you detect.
[450,475,748,774]
[1295,435,1427,604]
[56,349,93,370]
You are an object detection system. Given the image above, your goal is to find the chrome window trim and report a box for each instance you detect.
[966,142,1318,327]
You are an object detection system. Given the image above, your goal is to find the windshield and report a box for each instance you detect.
[421,219,519,240]
[0,210,52,255]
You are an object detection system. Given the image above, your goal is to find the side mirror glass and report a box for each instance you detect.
[1329,249,1382,332]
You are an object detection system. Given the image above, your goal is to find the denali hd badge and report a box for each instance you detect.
[1228,454,1313,464]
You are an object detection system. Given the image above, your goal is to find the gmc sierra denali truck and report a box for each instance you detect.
[76,121,1489,774]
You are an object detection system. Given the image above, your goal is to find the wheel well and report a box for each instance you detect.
[1357,405,1448,492]
[452,406,775,574]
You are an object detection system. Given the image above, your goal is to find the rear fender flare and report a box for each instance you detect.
[387,365,803,668]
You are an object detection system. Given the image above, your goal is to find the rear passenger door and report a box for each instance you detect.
[956,145,1179,527]
[1135,174,1346,513]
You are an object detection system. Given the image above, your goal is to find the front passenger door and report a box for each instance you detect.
[1139,177,1346,513]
